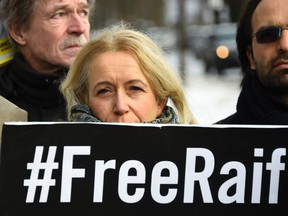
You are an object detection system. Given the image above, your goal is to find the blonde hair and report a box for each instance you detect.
[60,22,197,124]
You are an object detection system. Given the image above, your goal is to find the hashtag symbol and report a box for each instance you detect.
[23,146,59,203]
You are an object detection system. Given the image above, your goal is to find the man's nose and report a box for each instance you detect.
[278,29,288,52]
[67,13,89,35]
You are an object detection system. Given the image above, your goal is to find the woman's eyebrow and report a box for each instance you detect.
[126,79,149,87]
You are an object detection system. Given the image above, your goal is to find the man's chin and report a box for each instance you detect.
[266,82,288,94]
[60,55,76,68]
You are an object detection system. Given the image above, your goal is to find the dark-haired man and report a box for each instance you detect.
[218,0,288,124]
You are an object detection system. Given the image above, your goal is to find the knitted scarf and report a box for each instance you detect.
[70,104,179,124]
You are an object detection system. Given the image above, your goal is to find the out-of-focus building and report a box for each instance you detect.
[91,0,243,29]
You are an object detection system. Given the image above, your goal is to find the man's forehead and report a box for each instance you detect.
[35,0,89,13]
[39,0,89,7]
[252,0,288,29]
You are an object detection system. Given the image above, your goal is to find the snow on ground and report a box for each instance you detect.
[184,71,241,124]
[165,50,242,124]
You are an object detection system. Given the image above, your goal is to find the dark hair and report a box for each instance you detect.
[236,0,261,82]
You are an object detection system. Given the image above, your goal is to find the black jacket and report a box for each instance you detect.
[0,53,67,121]
[217,75,288,125]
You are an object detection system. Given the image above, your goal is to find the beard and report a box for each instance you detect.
[255,54,288,94]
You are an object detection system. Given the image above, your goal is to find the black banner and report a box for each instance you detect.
[0,123,287,216]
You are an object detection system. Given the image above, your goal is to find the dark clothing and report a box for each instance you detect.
[217,75,288,125]
[0,53,67,121]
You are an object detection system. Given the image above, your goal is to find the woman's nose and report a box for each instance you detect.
[113,93,129,115]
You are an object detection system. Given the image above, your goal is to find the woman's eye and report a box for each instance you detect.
[97,88,110,95]
[130,86,144,92]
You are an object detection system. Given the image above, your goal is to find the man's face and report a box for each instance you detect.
[248,0,288,92]
[19,0,91,73]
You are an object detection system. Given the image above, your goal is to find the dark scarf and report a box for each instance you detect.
[70,104,179,124]
[218,75,288,124]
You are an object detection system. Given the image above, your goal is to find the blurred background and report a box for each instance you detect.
[90,0,247,124]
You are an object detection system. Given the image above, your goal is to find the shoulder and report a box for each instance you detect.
[0,96,28,122]
[0,62,14,96]
[215,113,238,124]
[0,62,11,78]
[0,96,27,145]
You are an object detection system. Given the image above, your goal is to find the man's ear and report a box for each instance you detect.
[246,46,256,70]
[8,24,26,45]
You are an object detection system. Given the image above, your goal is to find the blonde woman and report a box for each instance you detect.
[60,23,197,124]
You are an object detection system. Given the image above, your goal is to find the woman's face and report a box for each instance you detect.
[85,50,165,123]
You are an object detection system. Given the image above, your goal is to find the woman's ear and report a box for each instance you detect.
[78,95,87,104]
[158,98,167,110]
[247,46,256,70]
[8,24,26,45]
[156,98,167,117]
